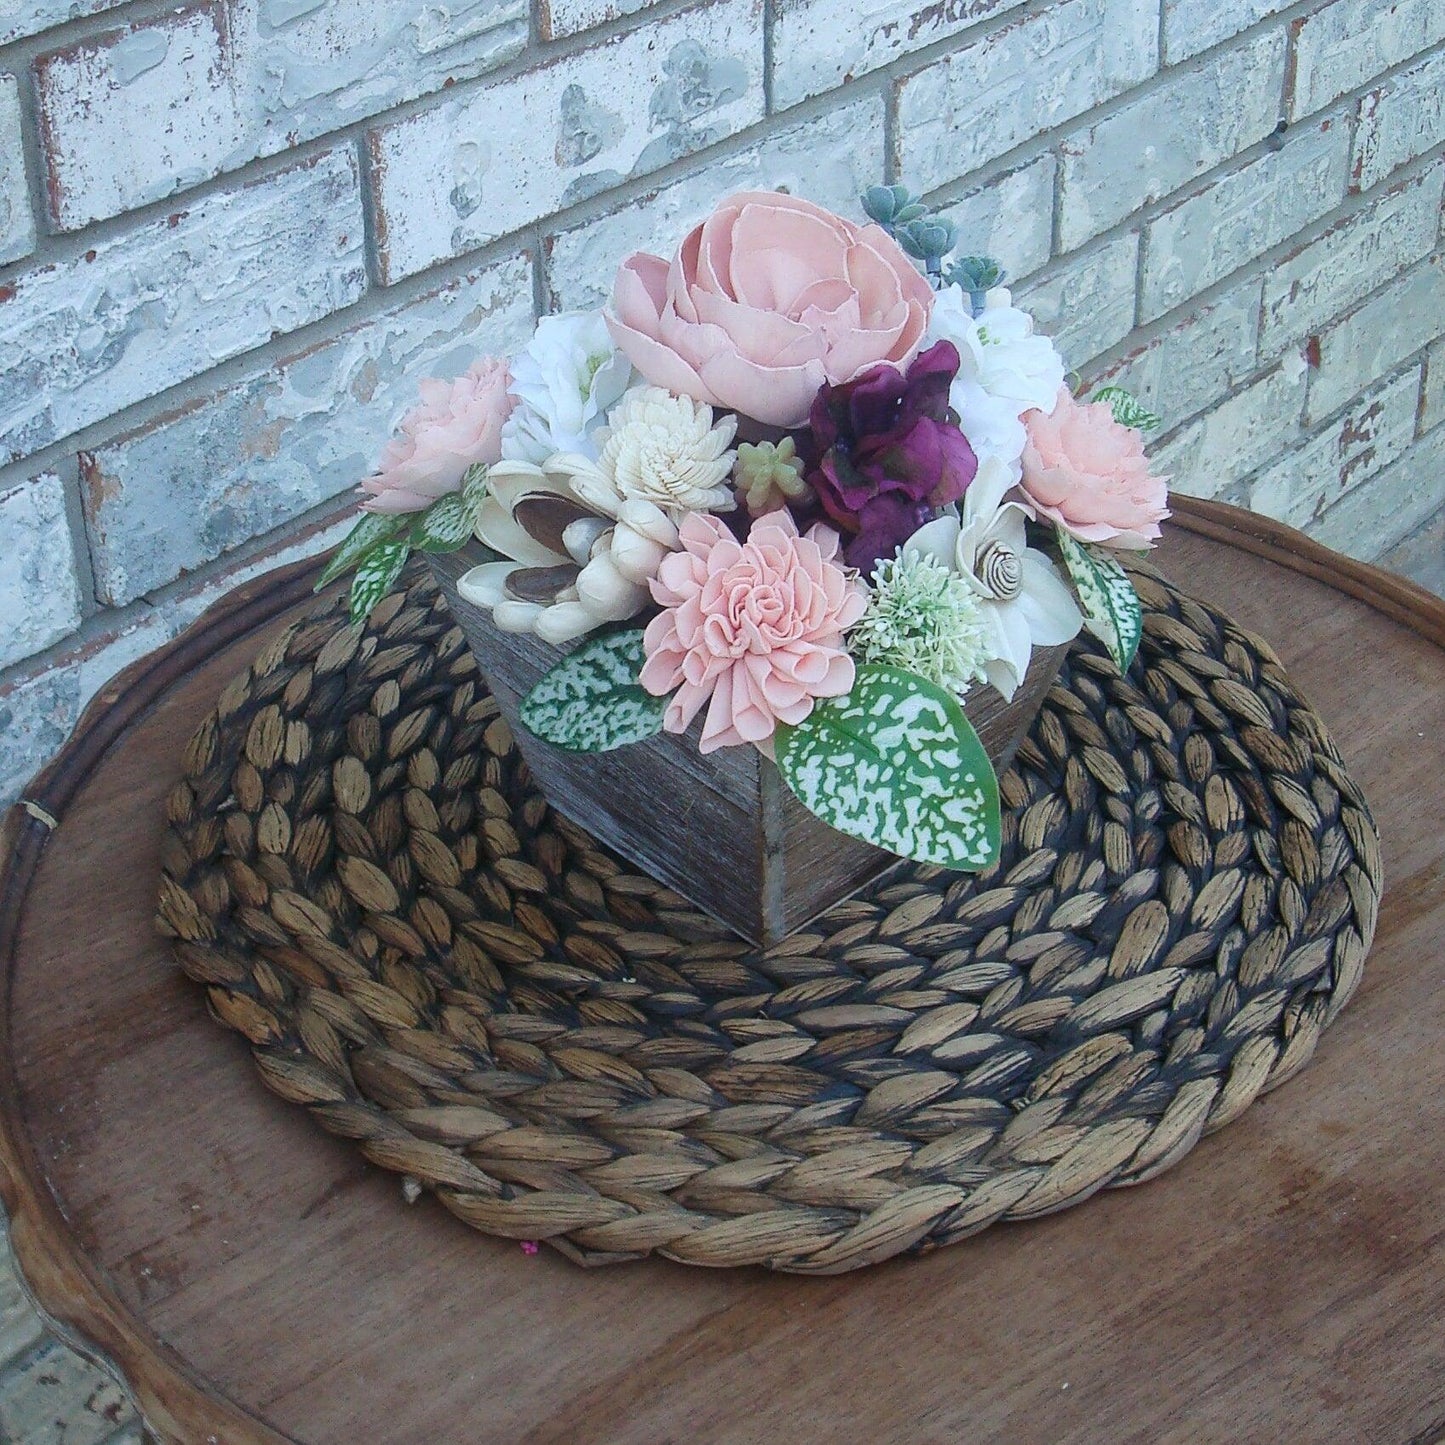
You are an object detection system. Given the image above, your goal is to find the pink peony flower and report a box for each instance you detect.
[360,358,516,514]
[640,510,867,753]
[605,191,934,430]
[1019,389,1171,549]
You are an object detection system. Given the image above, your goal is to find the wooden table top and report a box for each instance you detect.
[2,498,1443,1445]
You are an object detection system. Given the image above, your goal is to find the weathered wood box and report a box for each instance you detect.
[429,545,1068,945]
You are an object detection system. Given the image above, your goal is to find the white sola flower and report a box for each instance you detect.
[555,385,738,522]
[926,283,1066,474]
[500,311,633,464]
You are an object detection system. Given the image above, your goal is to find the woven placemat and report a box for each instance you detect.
[158,563,1381,1273]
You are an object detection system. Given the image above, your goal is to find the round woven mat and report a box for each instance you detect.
[158,563,1381,1273]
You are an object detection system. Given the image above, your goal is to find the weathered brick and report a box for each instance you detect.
[895,0,1157,194]
[1352,48,1445,193]
[772,0,1025,110]
[0,1340,134,1445]
[1162,0,1291,65]
[1309,420,1445,559]
[1088,278,1263,431]
[1248,365,1421,526]
[82,253,534,606]
[1259,162,1444,357]
[1020,231,1140,368]
[368,0,765,284]
[1288,0,1445,121]
[1306,253,1445,422]
[545,100,885,310]
[1424,338,1445,432]
[34,0,526,230]
[934,153,1056,284]
[0,1233,45,1374]
[540,0,658,39]
[1140,116,1351,321]
[1058,31,1287,252]
[0,75,35,267]
[0,472,83,670]
[0,0,125,45]
[1150,362,1308,497]
[1378,496,1445,595]
[0,149,366,468]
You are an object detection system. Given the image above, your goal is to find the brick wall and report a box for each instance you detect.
[1,0,1443,806]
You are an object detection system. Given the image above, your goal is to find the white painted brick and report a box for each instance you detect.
[0,472,83,669]
[1309,421,1445,559]
[935,153,1056,283]
[1150,362,1308,497]
[1089,278,1263,431]
[1019,231,1140,368]
[0,76,35,267]
[1352,48,1445,193]
[0,1340,134,1445]
[1259,162,1444,357]
[1141,116,1352,321]
[1162,0,1291,64]
[1058,31,1287,252]
[82,253,535,606]
[895,0,1157,193]
[545,99,886,311]
[368,0,765,284]
[1288,0,1445,121]
[0,0,125,45]
[1248,365,1422,526]
[1424,338,1445,432]
[0,149,366,468]
[773,0,1025,110]
[1307,252,1445,422]
[541,0,659,39]
[0,1236,45,1373]
[34,0,526,230]
[1377,495,1445,595]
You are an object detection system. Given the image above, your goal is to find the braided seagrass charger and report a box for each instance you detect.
[157,560,1381,1274]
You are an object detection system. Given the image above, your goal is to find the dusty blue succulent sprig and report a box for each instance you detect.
[945,255,1007,317]
[860,184,959,284]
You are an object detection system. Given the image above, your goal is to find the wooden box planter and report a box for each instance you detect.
[429,545,1069,945]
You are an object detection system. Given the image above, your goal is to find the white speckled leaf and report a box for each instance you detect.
[520,630,665,753]
[317,511,406,590]
[1057,533,1143,673]
[411,491,477,553]
[1091,385,1162,432]
[775,664,1001,871]
[348,539,411,625]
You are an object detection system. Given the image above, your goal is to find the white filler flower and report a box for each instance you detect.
[500,311,633,464]
[904,458,1082,701]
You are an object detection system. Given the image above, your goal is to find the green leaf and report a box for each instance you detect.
[1090,384,1162,432]
[348,539,411,625]
[410,491,477,553]
[775,664,1001,872]
[461,462,490,513]
[316,511,407,591]
[519,630,666,753]
[1056,532,1144,674]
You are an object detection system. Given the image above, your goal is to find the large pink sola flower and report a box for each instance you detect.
[360,358,515,514]
[640,510,867,753]
[606,191,934,429]
[1020,388,1171,550]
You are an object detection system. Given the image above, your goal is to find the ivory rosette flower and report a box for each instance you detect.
[1020,388,1171,550]
[640,510,867,753]
[904,458,1084,701]
[556,385,738,521]
[500,312,633,464]
[458,457,679,644]
[605,191,935,428]
[360,358,515,514]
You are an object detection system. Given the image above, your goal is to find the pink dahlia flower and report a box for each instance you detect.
[640,510,867,753]
[605,191,934,429]
[1019,388,1170,550]
[360,358,515,514]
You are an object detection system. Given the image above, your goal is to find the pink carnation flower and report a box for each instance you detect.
[640,510,867,753]
[360,358,515,514]
[1019,388,1170,550]
[606,191,933,429]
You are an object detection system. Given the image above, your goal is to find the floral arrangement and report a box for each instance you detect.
[322,186,1170,873]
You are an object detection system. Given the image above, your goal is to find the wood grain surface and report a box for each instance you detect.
[2,498,1444,1445]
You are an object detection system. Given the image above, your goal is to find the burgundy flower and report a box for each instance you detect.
[800,340,978,574]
